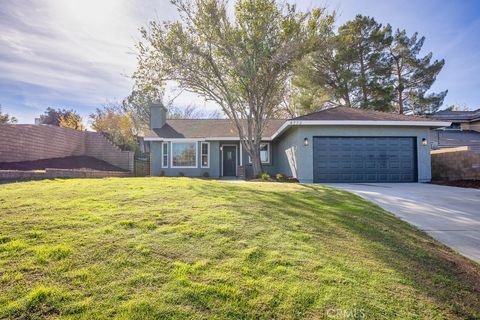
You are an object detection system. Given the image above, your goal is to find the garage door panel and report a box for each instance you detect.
[313,137,417,183]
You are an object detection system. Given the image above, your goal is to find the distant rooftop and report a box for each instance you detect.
[432,109,480,122]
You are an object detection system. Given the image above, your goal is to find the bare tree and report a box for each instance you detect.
[133,0,332,175]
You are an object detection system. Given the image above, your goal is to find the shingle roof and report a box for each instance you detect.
[144,107,441,140]
[431,109,480,122]
[292,107,434,121]
[144,119,286,139]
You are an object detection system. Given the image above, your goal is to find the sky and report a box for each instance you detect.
[1,0,480,124]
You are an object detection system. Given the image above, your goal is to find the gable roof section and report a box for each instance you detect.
[144,107,450,141]
[144,119,286,140]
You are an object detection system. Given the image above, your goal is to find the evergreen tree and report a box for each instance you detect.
[337,15,393,111]
[293,15,393,114]
[388,29,447,115]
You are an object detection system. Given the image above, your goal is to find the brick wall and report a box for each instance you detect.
[0,124,85,162]
[431,147,480,180]
[0,125,133,171]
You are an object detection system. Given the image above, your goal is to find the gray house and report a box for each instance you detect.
[145,103,449,183]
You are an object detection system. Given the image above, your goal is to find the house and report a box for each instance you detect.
[144,102,449,183]
[429,109,480,151]
[431,108,480,132]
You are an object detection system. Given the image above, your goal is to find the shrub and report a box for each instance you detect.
[202,171,210,178]
[159,170,165,176]
[275,173,286,181]
[178,172,185,177]
[259,172,270,180]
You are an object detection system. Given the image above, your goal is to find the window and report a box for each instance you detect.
[445,122,462,130]
[248,143,270,164]
[201,142,209,168]
[171,142,197,168]
[260,143,270,163]
[162,142,168,168]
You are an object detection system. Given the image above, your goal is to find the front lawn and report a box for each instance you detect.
[0,178,479,319]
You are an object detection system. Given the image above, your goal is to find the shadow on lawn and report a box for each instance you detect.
[193,180,480,318]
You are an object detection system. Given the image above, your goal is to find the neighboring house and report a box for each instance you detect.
[429,109,480,151]
[144,103,449,183]
[431,108,480,132]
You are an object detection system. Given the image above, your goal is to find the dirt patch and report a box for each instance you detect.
[0,156,127,172]
[430,180,480,189]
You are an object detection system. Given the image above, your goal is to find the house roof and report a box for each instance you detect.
[144,119,286,140]
[292,107,434,121]
[431,109,480,122]
[144,107,449,141]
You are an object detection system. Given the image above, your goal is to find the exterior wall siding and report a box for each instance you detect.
[274,125,432,183]
[151,141,222,177]
[149,126,432,183]
[240,142,276,178]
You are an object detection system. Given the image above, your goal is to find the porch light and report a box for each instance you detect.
[422,138,428,146]
[304,137,309,146]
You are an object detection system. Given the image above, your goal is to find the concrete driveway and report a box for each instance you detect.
[324,183,480,263]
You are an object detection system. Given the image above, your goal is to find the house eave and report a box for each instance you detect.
[270,120,451,140]
[144,120,451,141]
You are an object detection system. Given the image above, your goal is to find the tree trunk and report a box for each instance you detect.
[242,139,263,177]
[359,54,369,107]
[395,59,404,114]
[398,89,404,114]
[251,148,263,177]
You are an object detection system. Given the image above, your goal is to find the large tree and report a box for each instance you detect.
[39,107,84,129]
[338,15,393,111]
[293,17,447,116]
[388,29,447,115]
[292,15,392,114]
[133,0,332,175]
[89,103,139,152]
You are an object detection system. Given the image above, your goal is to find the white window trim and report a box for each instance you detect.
[161,142,168,168]
[239,143,243,166]
[200,142,210,168]
[170,141,198,169]
[248,142,271,164]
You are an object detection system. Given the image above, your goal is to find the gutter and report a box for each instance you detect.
[144,120,451,141]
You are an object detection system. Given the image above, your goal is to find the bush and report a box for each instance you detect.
[178,172,185,177]
[275,173,286,181]
[259,172,270,180]
[202,172,210,178]
[159,170,165,177]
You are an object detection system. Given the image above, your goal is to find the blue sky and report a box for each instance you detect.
[1,0,479,124]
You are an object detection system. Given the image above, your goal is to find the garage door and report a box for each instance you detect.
[313,137,417,183]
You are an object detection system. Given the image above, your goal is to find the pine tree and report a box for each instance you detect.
[388,30,447,115]
[337,15,393,111]
[292,15,393,114]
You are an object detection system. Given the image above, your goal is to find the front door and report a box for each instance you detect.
[222,146,237,176]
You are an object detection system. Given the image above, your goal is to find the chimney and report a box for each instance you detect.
[150,100,167,129]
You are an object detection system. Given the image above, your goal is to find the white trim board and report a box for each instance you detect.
[270,120,451,140]
[200,142,210,168]
[144,120,451,141]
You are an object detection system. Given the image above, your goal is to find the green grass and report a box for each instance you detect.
[0,178,479,319]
